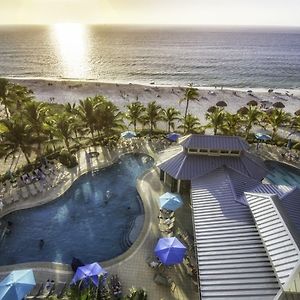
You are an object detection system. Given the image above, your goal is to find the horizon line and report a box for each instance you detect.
[0,23,300,28]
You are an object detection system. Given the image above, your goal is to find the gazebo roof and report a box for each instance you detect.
[158,148,266,181]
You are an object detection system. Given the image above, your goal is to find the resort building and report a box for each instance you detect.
[158,135,300,300]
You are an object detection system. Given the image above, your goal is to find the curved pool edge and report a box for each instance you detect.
[0,150,148,219]
[0,151,155,275]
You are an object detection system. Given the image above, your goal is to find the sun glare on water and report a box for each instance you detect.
[52,23,89,79]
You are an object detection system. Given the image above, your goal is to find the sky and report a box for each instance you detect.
[1,0,300,26]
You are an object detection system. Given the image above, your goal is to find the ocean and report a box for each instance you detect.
[0,25,300,89]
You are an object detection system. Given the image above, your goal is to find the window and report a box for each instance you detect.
[189,148,198,153]
[199,149,208,153]
[210,149,219,153]
[220,150,229,154]
[231,150,240,155]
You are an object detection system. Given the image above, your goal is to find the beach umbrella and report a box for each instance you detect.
[166,133,181,143]
[154,237,187,266]
[255,133,271,141]
[273,102,285,109]
[207,106,217,113]
[268,89,273,93]
[71,263,107,287]
[247,100,258,106]
[294,109,300,116]
[216,101,227,107]
[121,131,136,139]
[237,106,249,115]
[159,192,183,211]
[247,90,253,93]
[0,269,36,300]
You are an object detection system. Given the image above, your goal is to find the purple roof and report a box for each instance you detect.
[158,149,266,181]
[179,134,250,151]
[280,187,300,235]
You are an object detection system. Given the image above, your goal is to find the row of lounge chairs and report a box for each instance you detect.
[0,161,66,209]
[25,281,68,299]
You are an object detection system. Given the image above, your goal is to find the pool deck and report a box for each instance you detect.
[250,143,300,169]
[0,140,199,299]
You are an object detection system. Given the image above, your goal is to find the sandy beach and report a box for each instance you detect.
[9,78,300,123]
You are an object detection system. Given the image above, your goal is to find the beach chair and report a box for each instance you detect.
[11,190,20,202]
[28,184,38,196]
[21,186,29,199]
[40,165,50,175]
[53,282,66,298]
[34,181,44,193]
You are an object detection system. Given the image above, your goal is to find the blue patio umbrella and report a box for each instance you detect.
[166,133,181,142]
[121,131,136,139]
[159,192,183,211]
[255,133,271,141]
[0,269,36,300]
[72,263,108,287]
[154,237,187,266]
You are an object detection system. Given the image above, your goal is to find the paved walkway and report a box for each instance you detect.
[0,140,199,299]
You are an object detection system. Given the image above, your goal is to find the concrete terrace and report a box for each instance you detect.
[0,139,199,300]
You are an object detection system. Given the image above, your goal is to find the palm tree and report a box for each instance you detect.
[0,78,11,118]
[78,97,97,142]
[178,114,202,134]
[50,114,77,152]
[126,101,145,132]
[162,107,181,133]
[0,118,33,164]
[8,83,33,116]
[205,106,225,135]
[263,108,291,139]
[222,112,241,136]
[239,105,262,139]
[179,85,199,122]
[94,98,125,137]
[23,101,48,155]
[143,101,163,136]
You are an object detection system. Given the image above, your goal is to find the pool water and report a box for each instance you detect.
[265,160,300,187]
[0,153,153,266]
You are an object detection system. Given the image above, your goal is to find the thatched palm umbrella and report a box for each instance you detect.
[247,100,258,106]
[237,106,249,115]
[294,109,300,116]
[273,102,285,109]
[216,101,227,107]
[207,106,217,113]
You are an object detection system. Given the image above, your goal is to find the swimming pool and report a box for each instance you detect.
[0,153,153,266]
[264,160,300,187]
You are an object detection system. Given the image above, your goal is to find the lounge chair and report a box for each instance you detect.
[54,282,68,298]
[34,181,44,193]
[40,165,50,175]
[28,184,38,196]
[11,190,20,202]
[21,186,29,199]
[26,283,43,299]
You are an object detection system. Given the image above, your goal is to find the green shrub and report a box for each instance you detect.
[58,149,78,168]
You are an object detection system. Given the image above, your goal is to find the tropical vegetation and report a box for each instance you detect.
[0,80,299,178]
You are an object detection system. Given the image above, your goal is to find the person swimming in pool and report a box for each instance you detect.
[39,239,45,249]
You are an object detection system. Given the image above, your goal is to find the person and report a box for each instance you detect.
[39,239,45,249]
